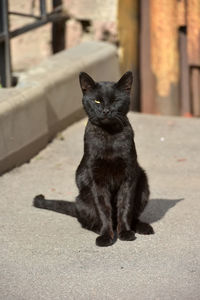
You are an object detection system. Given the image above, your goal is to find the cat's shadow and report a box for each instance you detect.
[141,198,184,224]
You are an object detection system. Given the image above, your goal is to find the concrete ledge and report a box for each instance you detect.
[0,41,120,175]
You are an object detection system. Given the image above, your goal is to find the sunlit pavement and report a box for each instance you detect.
[1,112,200,299]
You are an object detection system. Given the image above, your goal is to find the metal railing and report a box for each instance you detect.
[0,0,68,87]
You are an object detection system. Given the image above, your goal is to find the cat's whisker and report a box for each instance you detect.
[115,114,127,127]
[119,114,128,126]
[89,116,98,125]
[114,116,124,128]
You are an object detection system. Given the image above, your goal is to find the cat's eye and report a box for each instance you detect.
[94,99,101,104]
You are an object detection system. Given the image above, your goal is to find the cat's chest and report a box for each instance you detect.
[85,126,135,188]
[91,136,128,186]
[93,134,131,159]
[85,122,135,162]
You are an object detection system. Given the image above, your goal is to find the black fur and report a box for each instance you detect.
[33,71,154,247]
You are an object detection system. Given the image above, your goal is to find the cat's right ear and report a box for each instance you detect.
[79,72,96,94]
[115,71,133,93]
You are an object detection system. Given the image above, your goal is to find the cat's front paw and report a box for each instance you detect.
[96,234,114,247]
[136,222,154,235]
[118,230,136,241]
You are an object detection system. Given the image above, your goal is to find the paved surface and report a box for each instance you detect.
[0,113,200,300]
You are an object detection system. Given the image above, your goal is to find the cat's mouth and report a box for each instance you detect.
[100,116,112,124]
[99,116,124,127]
[101,117,111,123]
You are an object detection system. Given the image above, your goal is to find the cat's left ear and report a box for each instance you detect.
[115,71,133,93]
[79,72,96,94]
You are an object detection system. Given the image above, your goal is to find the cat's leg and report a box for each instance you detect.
[91,185,114,247]
[131,169,154,235]
[75,194,101,234]
[117,181,136,241]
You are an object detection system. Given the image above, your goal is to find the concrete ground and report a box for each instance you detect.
[0,112,200,300]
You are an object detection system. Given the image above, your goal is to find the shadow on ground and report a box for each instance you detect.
[141,198,184,224]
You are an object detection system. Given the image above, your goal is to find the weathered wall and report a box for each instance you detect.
[9,0,118,72]
[9,0,52,71]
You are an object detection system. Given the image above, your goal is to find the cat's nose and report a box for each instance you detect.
[103,108,110,115]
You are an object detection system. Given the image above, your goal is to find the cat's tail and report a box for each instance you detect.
[33,194,77,218]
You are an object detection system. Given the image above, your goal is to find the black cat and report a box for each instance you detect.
[33,71,154,247]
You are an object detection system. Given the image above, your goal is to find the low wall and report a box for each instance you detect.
[0,41,120,175]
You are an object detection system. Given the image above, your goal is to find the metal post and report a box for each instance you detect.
[52,0,65,53]
[40,0,47,18]
[0,0,12,87]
